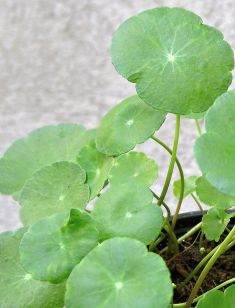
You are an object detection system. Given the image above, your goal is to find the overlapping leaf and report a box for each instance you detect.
[0,229,65,308]
[202,208,231,242]
[77,141,114,199]
[195,90,235,196]
[0,124,94,196]
[196,176,235,209]
[20,162,89,225]
[109,151,158,187]
[111,7,234,115]
[92,184,163,244]
[65,237,172,308]
[96,95,166,156]
[20,209,98,283]
[173,176,198,199]
[196,284,235,308]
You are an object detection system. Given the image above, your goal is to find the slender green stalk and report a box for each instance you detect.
[174,277,235,307]
[194,119,202,136]
[191,193,203,213]
[151,135,185,228]
[156,115,181,206]
[185,226,235,308]
[180,238,235,288]
[151,190,171,220]
[177,222,202,244]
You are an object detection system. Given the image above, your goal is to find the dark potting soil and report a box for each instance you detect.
[157,231,235,304]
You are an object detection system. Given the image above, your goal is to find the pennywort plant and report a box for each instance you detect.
[0,6,235,308]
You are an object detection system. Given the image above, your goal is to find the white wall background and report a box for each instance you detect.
[1,0,235,231]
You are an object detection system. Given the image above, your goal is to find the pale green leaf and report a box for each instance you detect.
[0,229,65,308]
[196,176,235,209]
[92,184,163,244]
[195,90,235,196]
[20,209,98,283]
[109,151,158,187]
[96,95,166,156]
[65,237,172,308]
[77,141,114,199]
[0,124,94,196]
[111,7,234,115]
[20,162,89,225]
[173,176,198,199]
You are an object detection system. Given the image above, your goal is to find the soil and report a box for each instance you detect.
[155,229,235,305]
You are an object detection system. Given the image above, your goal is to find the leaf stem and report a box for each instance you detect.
[191,193,204,213]
[185,226,235,308]
[177,222,202,244]
[194,119,202,136]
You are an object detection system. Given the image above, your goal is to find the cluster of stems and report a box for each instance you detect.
[150,115,235,307]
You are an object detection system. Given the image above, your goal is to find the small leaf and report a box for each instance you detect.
[202,208,230,242]
[111,7,234,115]
[0,229,65,308]
[77,141,114,199]
[65,237,173,308]
[96,95,166,156]
[20,209,98,283]
[0,124,94,196]
[20,162,89,225]
[196,284,235,308]
[92,184,163,244]
[109,151,158,187]
[195,90,235,196]
[196,176,235,209]
[173,176,198,199]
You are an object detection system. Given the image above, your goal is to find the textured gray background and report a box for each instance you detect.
[1,0,235,231]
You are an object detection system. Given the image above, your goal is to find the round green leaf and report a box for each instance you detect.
[20,162,89,225]
[196,284,235,308]
[20,209,98,283]
[109,151,158,187]
[202,208,230,242]
[184,112,206,119]
[195,90,235,196]
[0,229,65,308]
[0,124,94,196]
[196,176,235,209]
[173,176,198,199]
[92,184,163,244]
[65,237,172,308]
[96,95,166,156]
[77,141,114,199]
[111,7,234,115]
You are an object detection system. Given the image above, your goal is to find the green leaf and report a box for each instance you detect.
[19,162,89,225]
[111,7,234,115]
[184,112,206,119]
[96,95,166,156]
[0,124,94,196]
[0,229,65,308]
[20,209,98,283]
[195,90,235,196]
[109,151,158,187]
[173,176,198,199]
[196,284,235,308]
[92,184,163,244]
[77,141,114,199]
[202,208,230,242]
[65,237,172,308]
[196,176,235,209]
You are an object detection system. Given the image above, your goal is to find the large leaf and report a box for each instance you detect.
[196,284,235,308]
[96,95,166,155]
[92,184,163,244]
[0,124,94,196]
[20,209,98,283]
[196,176,235,209]
[111,7,234,115]
[202,208,231,242]
[109,151,158,187]
[20,162,89,225]
[173,176,198,199]
[195,90,235,196]
[77,141,114,199]
[0,229,65,308]
[65,237,172,308]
